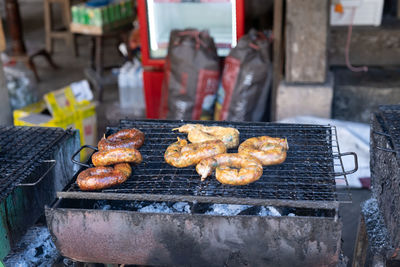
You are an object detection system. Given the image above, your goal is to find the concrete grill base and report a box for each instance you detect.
[370,112,400,253]
[46,199,342,267]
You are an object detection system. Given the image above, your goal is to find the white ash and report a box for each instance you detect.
[205,204,252,216]
[137,202,191,214]
[138,202,173,213]
[93,200,109,210]
[93,200,292,217]
[361,198,391,254]
[258,206,282,217]
[101,205,111,210]
[172,202,191,213]
[3,226,59,267]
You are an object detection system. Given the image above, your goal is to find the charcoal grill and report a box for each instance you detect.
[0,126,80,260]
[367,105,400,261]
[47,119,357,266]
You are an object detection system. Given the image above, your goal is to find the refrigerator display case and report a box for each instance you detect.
[138,0,244,118]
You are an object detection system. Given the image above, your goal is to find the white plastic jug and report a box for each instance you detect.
[118,59,146,116]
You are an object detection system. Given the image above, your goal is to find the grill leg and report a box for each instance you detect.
[352,214,368,267]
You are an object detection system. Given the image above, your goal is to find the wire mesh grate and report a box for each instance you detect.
[66,120,352,208]
[0,126,68,202]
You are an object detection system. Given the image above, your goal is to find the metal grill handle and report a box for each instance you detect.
[334,152,358,176]
[18,160,56,187]
[373,131,397,153]
[71,145,98,168]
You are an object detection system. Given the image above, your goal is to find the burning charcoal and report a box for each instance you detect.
[237,206,260,215]
[127,201,145,211]
[258,206,281,217]
[138,202,173,213]
[35,245,44,257]
[102,205,111,210]
[3,226,59,266]
[191,202,211,214]
[93,200,109,210]
[172,202,191,213]
[205,204,252,216]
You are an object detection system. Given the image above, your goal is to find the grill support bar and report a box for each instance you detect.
[56,191,341,209]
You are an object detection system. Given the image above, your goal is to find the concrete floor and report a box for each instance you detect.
[3,2,372,266]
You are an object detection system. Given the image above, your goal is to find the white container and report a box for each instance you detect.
[118,60,146,116]
[330,0,384,26]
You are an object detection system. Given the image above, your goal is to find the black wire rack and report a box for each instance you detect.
[0,126,69,202]
[62,120,357,209]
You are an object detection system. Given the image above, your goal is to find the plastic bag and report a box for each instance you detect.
[160,29,220,120]
[214,30,272,121]
[118,58,146,116]
[2,54,38,111]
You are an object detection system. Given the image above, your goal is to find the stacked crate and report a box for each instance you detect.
[70,0,134,34]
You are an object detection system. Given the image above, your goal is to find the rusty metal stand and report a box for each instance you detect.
[5,0,59,82]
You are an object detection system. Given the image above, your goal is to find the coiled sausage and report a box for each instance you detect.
[92,147,142,167]
[164,138,227,168]
[238,136,288,166]
[196,153,263,185]
[77,163,132,191]
[98,128,145,151]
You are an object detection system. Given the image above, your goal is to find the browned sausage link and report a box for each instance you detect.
[76,163,132,191]
[238,136,288,166]
[98,128,145,151]
[196,153,263,185]
[114,162,132,178]
[92,148,142,166]
[164,138,227,168]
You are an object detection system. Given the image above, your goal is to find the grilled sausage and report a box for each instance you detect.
[164,138,227,168]
[98,128,145,151]
[196,153,263,185]
[92,148,142,167]
[238,136,288,166]
[77,163,132,191]
[173,124,240,149]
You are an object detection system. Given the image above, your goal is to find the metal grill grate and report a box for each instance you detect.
[62,120,354,209]
[0,126,69,202]
[378,105,400,160]
[0,126,66,161]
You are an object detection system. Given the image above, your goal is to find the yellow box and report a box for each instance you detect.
[74,101,97,160]
[43,86,77,118]
[13,82,97,160]
[13,100,76,129]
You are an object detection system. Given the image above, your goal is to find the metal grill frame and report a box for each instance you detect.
[0,126,70,202]
[59,119,356,209]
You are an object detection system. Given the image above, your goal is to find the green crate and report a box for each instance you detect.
[114,3,121,21]
[71,5,80,23]
[72,0,133,27]
[120,0,133,19]
[126,0,133,17]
